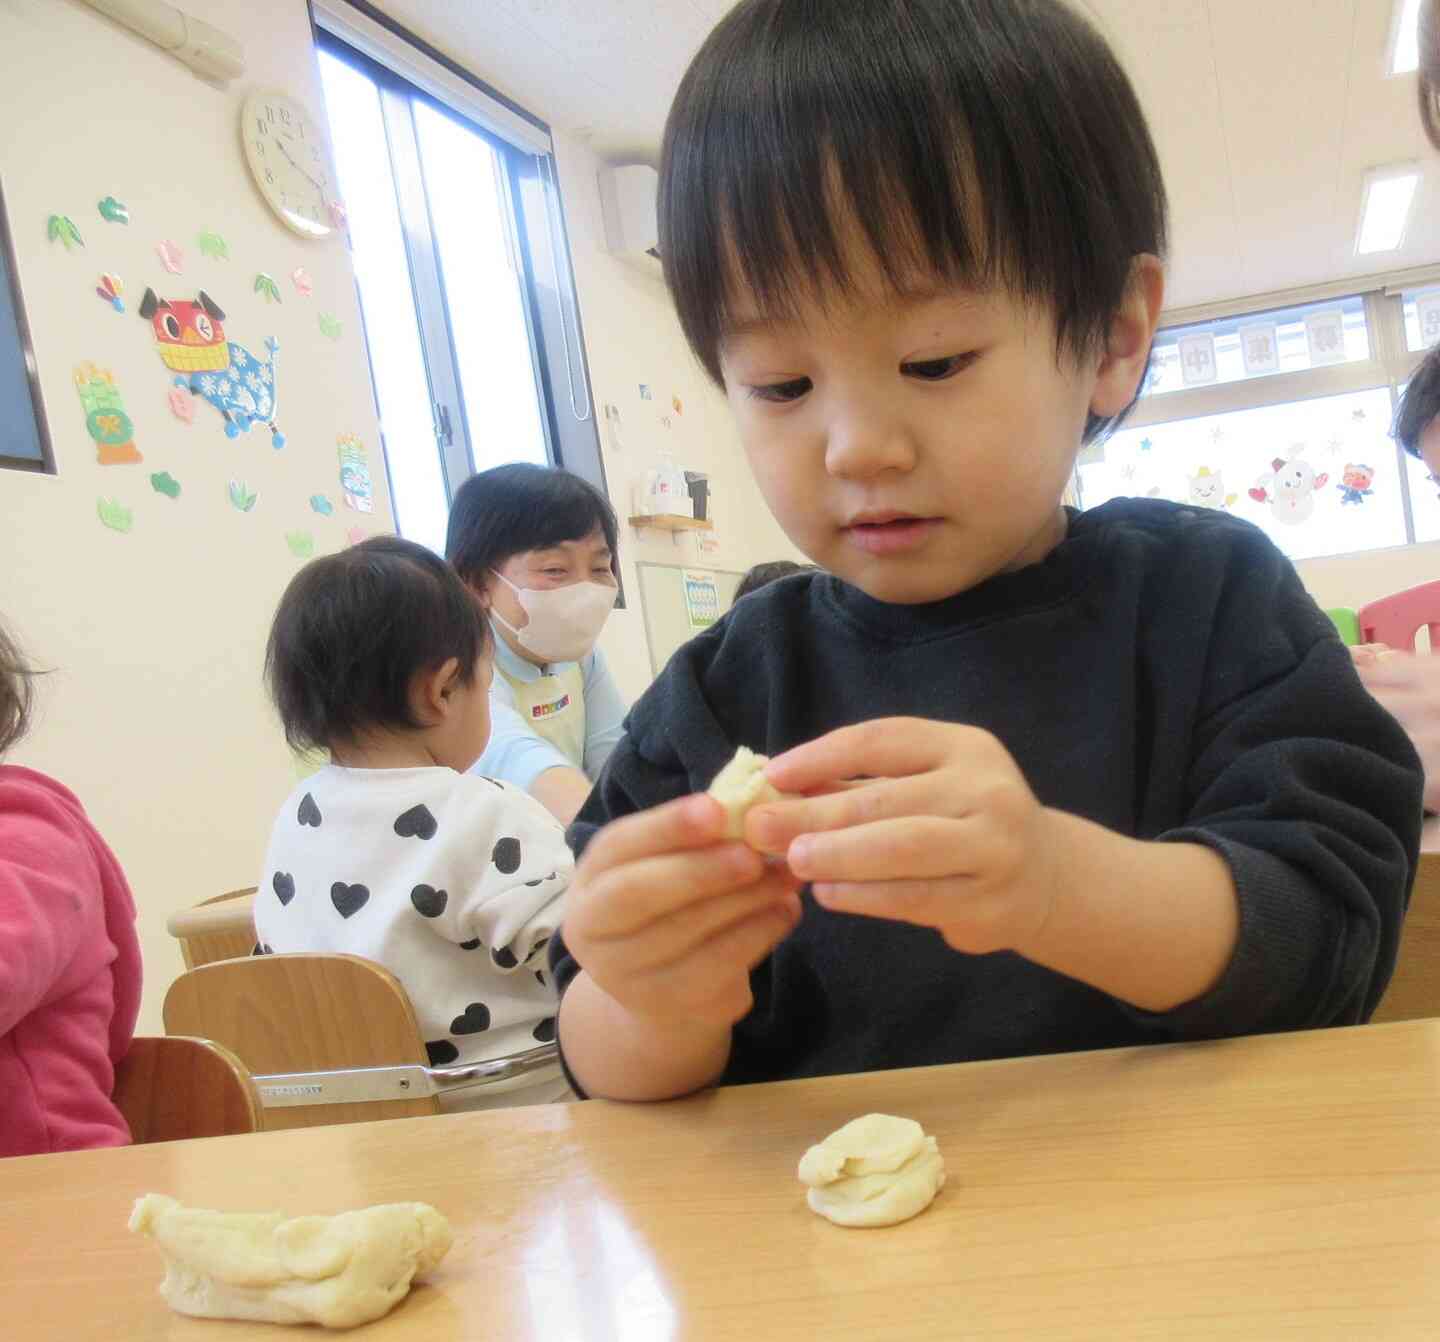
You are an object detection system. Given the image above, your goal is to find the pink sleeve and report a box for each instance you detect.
[0,787,100,1039]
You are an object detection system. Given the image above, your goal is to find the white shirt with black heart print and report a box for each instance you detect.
[255,765,572,1094]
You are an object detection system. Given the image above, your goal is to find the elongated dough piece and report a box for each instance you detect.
[129,1194,452,1329]
[798,1113,946,1228]
[708,746,794,841]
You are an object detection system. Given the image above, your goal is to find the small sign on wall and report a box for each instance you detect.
[1416,294,1440,349]
[1239,322,1280,376]
[1304,310,1347,367]
[1178,333,1217,386]
[682,568,721,630]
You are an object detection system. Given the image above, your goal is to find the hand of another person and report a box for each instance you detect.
[562,794,802,1028]
[746,719,1063,956]
[1354,650,1440,811]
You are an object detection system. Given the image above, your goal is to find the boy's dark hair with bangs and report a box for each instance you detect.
[265,536,490,753]
[1394,344,1440,460]
[659,0,1168,444]
[446,464,620,588]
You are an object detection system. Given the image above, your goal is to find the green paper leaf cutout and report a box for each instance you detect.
[97,196,129,224]
[47,214,83,250]
[318,312,343,341]
[97,497,133,533]
[150,471,181,499]
[227,479,257,513]
[254,272,282,304]
[197,230,230,260]
[286,530,316,559]
[309,494,334,516]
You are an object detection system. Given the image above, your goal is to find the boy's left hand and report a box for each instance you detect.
[747,718,1062,955]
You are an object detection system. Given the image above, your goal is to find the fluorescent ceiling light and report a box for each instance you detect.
[1356,164,1420,254]
[1391,0,1421,75]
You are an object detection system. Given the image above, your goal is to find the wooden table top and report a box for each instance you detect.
[7,1020,1440,1340]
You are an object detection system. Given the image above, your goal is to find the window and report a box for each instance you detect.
[0,180,51,473]
[1402,287,1440,353]
[312,8,604,554]
[1077,288,1427,562]
[1144,296,1370,398]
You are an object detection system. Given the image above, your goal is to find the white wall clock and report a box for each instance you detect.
[241,89,339,239]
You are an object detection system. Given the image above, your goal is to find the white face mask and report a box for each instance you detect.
[490,569,617,665]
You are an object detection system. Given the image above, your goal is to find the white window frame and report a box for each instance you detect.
[1080,266,1440,553]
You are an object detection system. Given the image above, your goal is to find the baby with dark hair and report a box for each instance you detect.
[257,538,573,1107]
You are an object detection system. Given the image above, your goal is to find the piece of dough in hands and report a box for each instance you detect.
[708,746,794,840]
[798,1113,946,1227]
[129,1193,452,1329]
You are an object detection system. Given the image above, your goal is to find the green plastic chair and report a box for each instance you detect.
[1326,607,1360,646]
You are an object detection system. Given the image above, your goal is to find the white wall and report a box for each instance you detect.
[0,0,391,1030]
[551,131,804,701]
[1296,543,1440,617]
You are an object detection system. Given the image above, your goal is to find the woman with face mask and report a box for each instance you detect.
[446,465,625,825]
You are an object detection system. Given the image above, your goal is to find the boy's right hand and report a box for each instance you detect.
[563,793,803,1029]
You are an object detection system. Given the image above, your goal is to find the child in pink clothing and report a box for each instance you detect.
[0,620,142,1157]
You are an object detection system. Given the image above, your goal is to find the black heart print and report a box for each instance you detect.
[532,1017,557,1043]
[330,882,369,919]
[491,837,522,874]
[492,945,518,970]
[450,1002,491,1035]
[410,884,448,918]
[272,872,295,906]
[297,793,322,827]
[394,804,438,840]
[459,938,482,951]
[426,1040,459,1066]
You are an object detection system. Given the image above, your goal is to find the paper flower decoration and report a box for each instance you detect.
[254,272,282,303]
[156,240,184,274]
[291,268,313,298]
[96,273,124,313]
[97,498,133,533]
[318,312,343,341]
[47,215,83,250]
[309,494,335,516]
[150,471,182,499]
[227,480,258,513]
[197,230,229,260]
[286,530,316,559]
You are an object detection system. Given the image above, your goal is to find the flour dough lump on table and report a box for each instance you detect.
[129,1193,453,1328]
[798,1114,946,1227]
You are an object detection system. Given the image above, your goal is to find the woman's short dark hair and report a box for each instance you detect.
[446,464,619,588]
[265,537,490,752]
[659,0,1168,443]
[1395,344,1440,459]
[0,619,37,754]
[734,560,815,601]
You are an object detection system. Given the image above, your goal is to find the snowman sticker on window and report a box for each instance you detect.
[1248,450,1328,526]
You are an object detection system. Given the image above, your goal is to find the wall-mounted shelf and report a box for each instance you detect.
[628,514,714,533]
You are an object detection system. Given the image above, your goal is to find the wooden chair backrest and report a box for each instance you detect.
[113,1035,261,1143]
[1373,853,1440,1024]
[162,953,439,1129]
[166,887,259,970]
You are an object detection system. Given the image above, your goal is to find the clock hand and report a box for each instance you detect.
[275,135,326,196]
